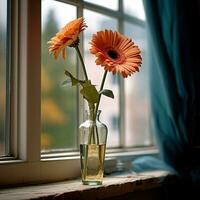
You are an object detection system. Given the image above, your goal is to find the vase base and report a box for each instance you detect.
[82,180,102,186]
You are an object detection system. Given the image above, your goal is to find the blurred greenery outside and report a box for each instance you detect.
[41,10,77,151]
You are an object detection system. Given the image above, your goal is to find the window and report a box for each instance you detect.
[0,0,10,158]
[41,0,153,152]
[0,0,156,186]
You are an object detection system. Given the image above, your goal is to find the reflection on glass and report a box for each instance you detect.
[124,0,145,20]
[84,0,118,10]
[41,1,77,151]
[0,0,7,157]
[124,22,152,147]
[84,9,119,147]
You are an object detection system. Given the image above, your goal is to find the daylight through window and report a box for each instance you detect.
[41,0,153,152]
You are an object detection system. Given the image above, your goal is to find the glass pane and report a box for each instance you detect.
[124,0,145,20]
[84,9,119,147]
[41,0,77,151]
[84,0,118,10]
[124,22,152,147]
[0,0,8,156]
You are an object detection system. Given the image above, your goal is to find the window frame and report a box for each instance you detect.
[0,0,157,187]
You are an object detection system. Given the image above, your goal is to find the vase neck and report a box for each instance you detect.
[86,110,101,121]
[96,110,101,121]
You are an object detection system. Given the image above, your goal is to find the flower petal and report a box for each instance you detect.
[90,30,142,78]
[48,17,87,60]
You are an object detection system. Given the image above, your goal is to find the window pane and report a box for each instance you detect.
[124,22,152,147]
[0,0,9,157]
[124,0,145,20]
[41,0,77,151]
[83,9,119,147]
[84,0,118,10]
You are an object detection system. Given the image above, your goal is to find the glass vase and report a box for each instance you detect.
[79,110,108,185]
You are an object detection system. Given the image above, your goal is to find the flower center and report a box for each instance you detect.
[69,37,80,48]
[107,50,119,60]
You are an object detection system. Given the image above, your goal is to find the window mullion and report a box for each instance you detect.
[77,2,84,149]
[118,0,125,148]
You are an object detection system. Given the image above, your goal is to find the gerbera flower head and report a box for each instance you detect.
[90,29,142,78]
[48,17,87,59]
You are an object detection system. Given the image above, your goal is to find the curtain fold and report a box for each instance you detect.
[143,0,200,182]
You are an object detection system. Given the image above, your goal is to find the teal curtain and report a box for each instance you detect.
[143,0,200,183]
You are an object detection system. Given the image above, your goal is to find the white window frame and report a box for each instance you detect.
[0,0,157,186]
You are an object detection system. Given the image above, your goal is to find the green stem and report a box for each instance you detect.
[92,71,108,145]
[94,70,108,120]
[88,103,99,145]
[75,46,88,80]
[88,103,95,144]
[95,124,100,144]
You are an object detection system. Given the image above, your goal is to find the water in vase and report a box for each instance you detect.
[80,144,106,185]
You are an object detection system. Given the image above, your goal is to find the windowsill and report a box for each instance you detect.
[0,170,176,200]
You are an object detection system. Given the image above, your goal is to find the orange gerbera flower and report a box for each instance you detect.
[90,30,142,78]
[48,17,87,59]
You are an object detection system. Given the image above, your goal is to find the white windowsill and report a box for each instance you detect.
[0,170,175,200]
